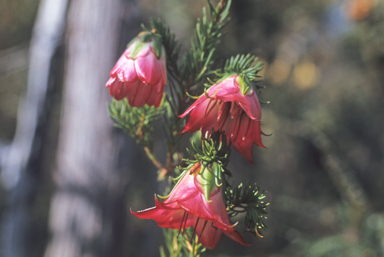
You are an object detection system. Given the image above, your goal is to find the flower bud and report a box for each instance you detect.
[106,32,167,108]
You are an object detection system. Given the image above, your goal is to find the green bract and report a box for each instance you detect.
[129,38,147,59]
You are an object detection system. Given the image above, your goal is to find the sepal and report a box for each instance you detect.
[196,166,216,202]
[152,37,164,59]
[129,38,148,59]
[139,31,153,42]
[182,131,231,201]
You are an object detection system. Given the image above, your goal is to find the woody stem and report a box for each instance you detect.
[144,146,168,176]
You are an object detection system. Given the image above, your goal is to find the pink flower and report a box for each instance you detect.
[106,33,167,107]
[179,75,265,164]
[131,162,249,250]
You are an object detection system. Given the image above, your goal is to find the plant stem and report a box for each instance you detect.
[144,146,168,175]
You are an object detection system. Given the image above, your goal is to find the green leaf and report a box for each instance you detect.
[107,98,165,149]
[140,32,153,42]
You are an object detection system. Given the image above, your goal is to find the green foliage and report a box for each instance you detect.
[180,132,231,200]
[181,0,232,87]
[224,182,269,237]
[149,18,181,73]
[144,19,184,163]
[161,95,183,147]
[186,131,230,168]
[160,228,206,257]
[108,98,164,149]
[185,132,230,182]
[221,54,264,82]
[211,54,268,101]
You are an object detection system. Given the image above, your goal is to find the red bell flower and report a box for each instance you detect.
[106,32,167,108]
[179,75,265,164]
[131,162,249,250]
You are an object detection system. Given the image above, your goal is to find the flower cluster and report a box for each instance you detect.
[106,1,268,253]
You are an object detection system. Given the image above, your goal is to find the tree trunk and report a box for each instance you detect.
[1,0,69,256]
[44,0,127,256]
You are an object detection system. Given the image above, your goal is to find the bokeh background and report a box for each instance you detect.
[0,0,383,256]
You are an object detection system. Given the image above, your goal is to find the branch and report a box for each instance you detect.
[143,146,168,179]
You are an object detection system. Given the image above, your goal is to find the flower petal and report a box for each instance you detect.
[179,98,213,133]
[157,210,195,229]
[131,83,152,107]
[207,76,240,99]
[126,80,141,105]
[233,135,254,164]
[152,79,165,95]
[135,48,165,86]
[195,221,223,250]
[201,100,221,134]
[200,187,235,230]
[164,172,200,205]
[110,49,130,77]
[130,206,164,220]
[179,94,208,118]
[231,112,255,163]
[177,193,216,222]
[250,120,266,148]
[107,78,126,100]
[222,230,251,247]
[131,205,195,229]
[117,58,138,82]
[146,90,163,107]
[236,91,262,120]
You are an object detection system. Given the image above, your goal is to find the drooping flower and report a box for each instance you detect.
[106,32,167,108]
[131,162,249,250]
[179,75,265,164]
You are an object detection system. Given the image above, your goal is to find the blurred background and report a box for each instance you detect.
[0,0,383,256]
